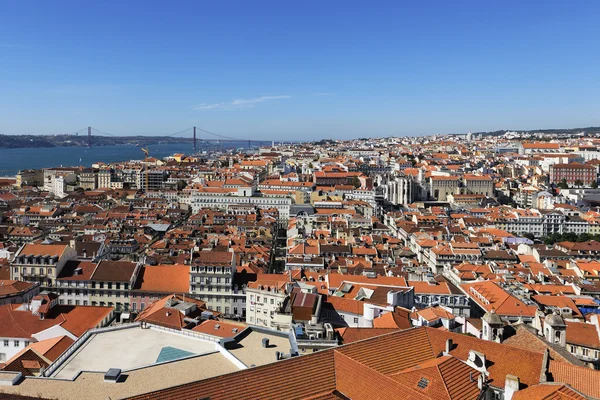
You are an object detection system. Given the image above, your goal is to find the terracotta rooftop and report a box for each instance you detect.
[133,264,189,293]
[191,319,246,338]
[90,260,138,283]
[18,243,68,258]
[192,251,233,266]
[0,280,37,298]
[123,326,600,400]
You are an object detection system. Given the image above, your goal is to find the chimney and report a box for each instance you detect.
[504,375,520,400]
[444,339,453,355]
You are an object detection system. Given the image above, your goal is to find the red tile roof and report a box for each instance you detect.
[133,264,189,293]
[191,320,246,338]
[124,327,600,400]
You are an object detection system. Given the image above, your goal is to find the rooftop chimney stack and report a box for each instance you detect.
[504,375,520,400]
[444,339,453,355]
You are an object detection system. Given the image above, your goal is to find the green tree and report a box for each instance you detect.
[574,179,584,188]
[352,176,361,188]
[557,178,569,189]
[592,180,598,189]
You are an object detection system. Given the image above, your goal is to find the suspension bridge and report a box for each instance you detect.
[70,126,274,153]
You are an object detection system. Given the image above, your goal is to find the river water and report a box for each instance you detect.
[0,143,245,176]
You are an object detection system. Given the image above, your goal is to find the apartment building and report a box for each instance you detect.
[0,280,40,306]
[428,175,459,201]
[565,316,600,369]
[463,174,494,197]
[55,260,141,312]
[189,250,236,313]
[78,169,98,190]
[11,243,78,288]
[189,190,291,219]
[89,260,140,310]
[550,162,596,186]
[245,276,293,330]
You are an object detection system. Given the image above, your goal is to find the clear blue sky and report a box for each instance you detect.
[1,0,599,140]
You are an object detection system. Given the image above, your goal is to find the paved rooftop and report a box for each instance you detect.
[0,326,293,400]
[51,326,217,379]
[229,330,292,367]
[0,352,239,400]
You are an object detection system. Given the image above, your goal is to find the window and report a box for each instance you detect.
[0,353,5,362]
[353,317,359,324]
[13,341,19,347]
[3,340,8,347]
[217,306,221,312]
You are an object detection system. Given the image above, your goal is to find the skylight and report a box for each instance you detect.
[417,377,430,389]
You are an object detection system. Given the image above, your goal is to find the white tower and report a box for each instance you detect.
[544,312,566,347]
[482,309,504,342]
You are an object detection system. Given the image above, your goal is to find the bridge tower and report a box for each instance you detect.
[193,126,197,154]
[87,127,92,148]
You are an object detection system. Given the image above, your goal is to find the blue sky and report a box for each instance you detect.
[1,0,599,140]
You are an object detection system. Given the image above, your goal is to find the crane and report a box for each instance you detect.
[141,147,150,191]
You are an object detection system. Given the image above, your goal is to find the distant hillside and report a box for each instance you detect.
[474,127,600,137]
[0,134,192,149]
